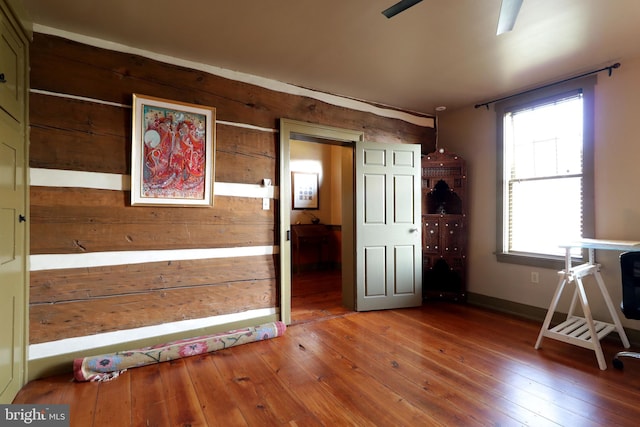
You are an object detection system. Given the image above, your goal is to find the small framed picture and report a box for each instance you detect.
[131,94,216,206]
[292,172,319,209]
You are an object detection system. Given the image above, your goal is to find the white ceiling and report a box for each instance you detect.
[20,0,640,115]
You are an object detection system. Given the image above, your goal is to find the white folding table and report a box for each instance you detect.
[535,238,639,370]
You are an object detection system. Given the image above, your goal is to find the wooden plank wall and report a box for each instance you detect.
[28,33,435,345]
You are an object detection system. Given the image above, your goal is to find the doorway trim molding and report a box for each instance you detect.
[279,119,364,324]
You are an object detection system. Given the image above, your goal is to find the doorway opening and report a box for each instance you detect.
[279,119,365,325]
[289,137,352,324]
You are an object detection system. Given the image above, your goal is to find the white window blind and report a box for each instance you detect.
[503,93,584,257]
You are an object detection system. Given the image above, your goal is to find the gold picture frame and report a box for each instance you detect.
[131,94,216,206]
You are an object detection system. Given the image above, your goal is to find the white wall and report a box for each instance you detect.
[438,54,640,331]
[290,140,334,225]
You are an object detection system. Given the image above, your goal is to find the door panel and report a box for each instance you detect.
[394,245,417,294]
[364,246,386,297]
[0,207,14,264]
[394,174,414,223]
[0,15,24,122]
[0,295,16,394]
[356,141,422,311]
[364,174,385,223]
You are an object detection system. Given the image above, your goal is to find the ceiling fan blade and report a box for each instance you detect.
[382,0,423,19]
[496,0,523,35]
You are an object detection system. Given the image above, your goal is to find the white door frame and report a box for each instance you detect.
[279,119,364,325]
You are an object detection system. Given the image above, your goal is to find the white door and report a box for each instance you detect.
[355,141,422,311]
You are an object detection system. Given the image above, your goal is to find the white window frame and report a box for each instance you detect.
[495,77,596,268]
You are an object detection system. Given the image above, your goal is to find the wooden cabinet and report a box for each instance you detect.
[291,224,332,273]
[421,149,467,300]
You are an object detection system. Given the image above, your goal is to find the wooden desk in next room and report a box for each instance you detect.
[291,224,331,273]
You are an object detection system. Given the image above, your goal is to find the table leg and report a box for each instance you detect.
[574,276,607,370]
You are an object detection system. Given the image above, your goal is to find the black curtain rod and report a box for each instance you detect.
[474,62,621,110]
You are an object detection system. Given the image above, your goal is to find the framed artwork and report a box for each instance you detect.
[292,172,319,209]
[131,94,216,206]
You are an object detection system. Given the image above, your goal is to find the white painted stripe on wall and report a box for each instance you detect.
[30,245,278,271]
[31,168,129,191]
[216,120,278,133]
[29,168,278,198]
[34,24,434,128]
[28,307,278,360]
[31,88,131,109]
[30,89,279,133]
[216,181,277,198]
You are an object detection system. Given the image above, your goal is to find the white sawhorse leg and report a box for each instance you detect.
[535,272,568,349]
[535,263,630,370]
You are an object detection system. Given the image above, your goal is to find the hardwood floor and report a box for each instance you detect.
[291,269,351,325]
[13,270,640,426]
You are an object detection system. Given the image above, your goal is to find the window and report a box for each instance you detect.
[496,77,595,267]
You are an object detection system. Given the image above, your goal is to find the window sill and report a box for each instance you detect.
[495,251,571,270]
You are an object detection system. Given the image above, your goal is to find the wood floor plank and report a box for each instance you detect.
[65,382,99,426]
[184,354,249,427]
[281,321,444,426]
[262,329,402,426]
[10,375,74,405]
[395,304,640,425]
[130,363,172,427]
[309,314,530,426]
[392,308,624,423]
[157,359,208,427]
[348,309,598,426]
[257,337,372,426]
[219,340,323,426]
[291,269,350,325]
[393,305,640,426]
[92,372,131,426]
[209,349,286,426]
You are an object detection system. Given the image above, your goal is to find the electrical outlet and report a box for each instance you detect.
[531,271,539,284]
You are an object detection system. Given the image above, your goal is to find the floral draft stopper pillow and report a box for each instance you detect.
[73,321,286,382]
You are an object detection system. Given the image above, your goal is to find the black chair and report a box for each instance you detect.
[612,251,640,369]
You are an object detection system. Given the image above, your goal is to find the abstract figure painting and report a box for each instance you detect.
[131,94,216,206]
